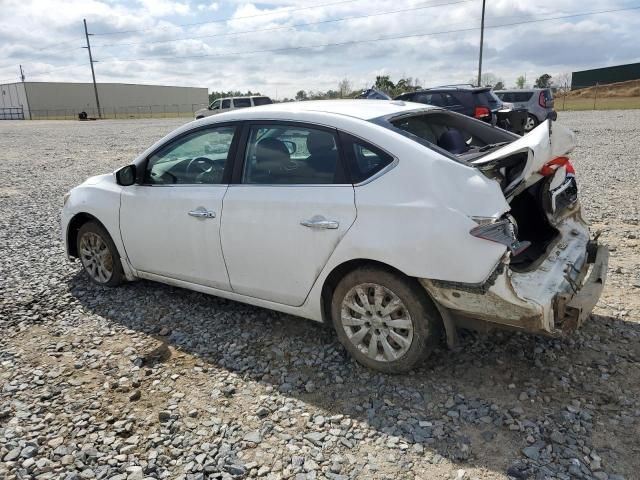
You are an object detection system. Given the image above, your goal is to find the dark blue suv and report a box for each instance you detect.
[395,85,527,134]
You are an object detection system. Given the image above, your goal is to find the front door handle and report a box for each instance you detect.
[300,215,339,229]
[188,208,216,219]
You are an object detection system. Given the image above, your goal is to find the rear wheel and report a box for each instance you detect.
[77,222,124,287]
[331,267,441,373]
[524,114,538,132]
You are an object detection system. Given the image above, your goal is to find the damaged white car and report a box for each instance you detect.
[61,100,608,373]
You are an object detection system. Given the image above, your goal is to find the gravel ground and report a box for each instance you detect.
[1,111,639,480]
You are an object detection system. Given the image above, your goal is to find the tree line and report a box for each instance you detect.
[208,72,572,104]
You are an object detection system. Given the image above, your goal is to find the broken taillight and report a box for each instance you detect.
[539,156,575,177]
[470,218,530,255]
[538,91,546,108]
[474,106,491,119]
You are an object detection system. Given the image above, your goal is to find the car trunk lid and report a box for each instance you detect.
[471,120,576,198]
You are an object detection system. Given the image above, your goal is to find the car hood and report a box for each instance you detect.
[471,120,576,197]
[83,173,113,186]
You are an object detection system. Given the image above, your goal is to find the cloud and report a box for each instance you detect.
[0,0,637,96]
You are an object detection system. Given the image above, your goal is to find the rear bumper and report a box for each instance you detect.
[420,217,608,335]
[555,244,608,332]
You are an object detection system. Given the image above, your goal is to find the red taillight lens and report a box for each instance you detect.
[474,106,490,119]
[539,91,546,108]
[539,156,575,176]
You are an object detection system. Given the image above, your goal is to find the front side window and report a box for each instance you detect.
[221,99,231,109]
[146,126,236,185]
[210,99,221,110]
[242,125,342,185]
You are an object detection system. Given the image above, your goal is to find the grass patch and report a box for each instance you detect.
[557,96,640,111]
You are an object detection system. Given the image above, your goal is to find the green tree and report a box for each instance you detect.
[374,75,395,94]
[493,81,505,90]
[534,74,552,88]
[295,90,308,101]
[515,75,526,89]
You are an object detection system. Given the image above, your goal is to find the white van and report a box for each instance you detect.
[194,96,273,119]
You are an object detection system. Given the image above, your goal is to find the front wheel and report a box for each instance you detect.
[77,221,124,287]
[524,114,538,132]
[331,267,441,373]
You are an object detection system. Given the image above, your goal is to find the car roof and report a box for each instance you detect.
[217,95,270,100]
[200,99,436,122]
[494,88,546,93]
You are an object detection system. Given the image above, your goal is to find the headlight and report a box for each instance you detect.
[63,192,71,206]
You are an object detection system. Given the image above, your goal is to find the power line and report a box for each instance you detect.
[92,6,640,65]
[92,0,366,36]
[92,0,476,49]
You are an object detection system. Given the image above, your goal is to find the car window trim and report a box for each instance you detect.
[139,122,241,186]
[231,120,351,186]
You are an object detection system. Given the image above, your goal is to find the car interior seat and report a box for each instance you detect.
[437,129,469,155]
[252,137,291,183]
[306,131,337,176]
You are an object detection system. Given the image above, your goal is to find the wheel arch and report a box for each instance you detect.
[320,258,441,325]
[66,212,110,257]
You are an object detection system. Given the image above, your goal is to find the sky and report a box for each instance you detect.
[0,0,639,98]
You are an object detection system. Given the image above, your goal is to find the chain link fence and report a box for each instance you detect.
[29,103,209,120]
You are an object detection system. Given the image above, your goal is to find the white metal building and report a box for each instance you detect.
[0,81,208,119]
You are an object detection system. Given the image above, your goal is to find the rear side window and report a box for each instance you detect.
[413,92,445,107]
[253,97,272,106]
[233,98,251,108]
[340,133,394,183]
[242,124,345,184]
[221,99,231,109]
[442,93,463,107]
[498,92,534,102]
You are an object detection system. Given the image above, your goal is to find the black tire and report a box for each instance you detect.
[331,267,441,373]
[524,114,538,132]
[195,115,204,120]
[76,221,124,287]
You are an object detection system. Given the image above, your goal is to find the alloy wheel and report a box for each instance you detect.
[524,116,536,132]
[340,283,414,362]
[79,232,113,284]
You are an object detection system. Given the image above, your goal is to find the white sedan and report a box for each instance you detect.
[61,100,608,373]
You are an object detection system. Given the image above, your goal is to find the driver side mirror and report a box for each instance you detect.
[115,165,137,186]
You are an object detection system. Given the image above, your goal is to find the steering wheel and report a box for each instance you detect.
[186,157,223,183]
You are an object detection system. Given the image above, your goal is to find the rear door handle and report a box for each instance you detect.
[188,208,216,219]
[300,216,339,229]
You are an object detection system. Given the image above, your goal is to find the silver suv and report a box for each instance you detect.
[195,96,272,119]
[494,88,554,132]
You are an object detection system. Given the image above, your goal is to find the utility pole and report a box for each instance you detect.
[83,18,102,118]
[476,0,486,87]
[20,64,32,120]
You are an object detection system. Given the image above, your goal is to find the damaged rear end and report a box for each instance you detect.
[421,119,608,336]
